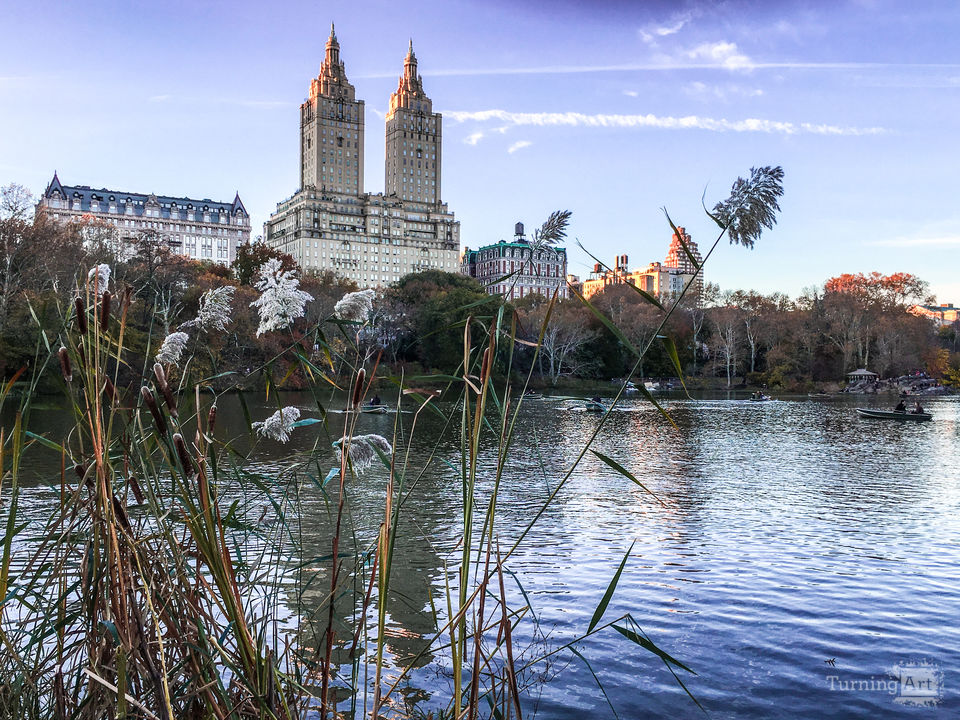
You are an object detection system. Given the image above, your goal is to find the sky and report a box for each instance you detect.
[2,0,959,302]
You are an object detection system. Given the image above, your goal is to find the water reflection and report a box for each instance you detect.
[9,392,960,718]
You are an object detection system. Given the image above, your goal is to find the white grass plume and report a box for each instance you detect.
[334,289,375,323]
[87,264,111,292]
[250,258,313,336]
[252,406,301,443]
[156,331,189,367]
[181,285,235,332]
[335,434,393,474]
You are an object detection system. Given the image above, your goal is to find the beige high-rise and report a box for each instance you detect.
[266,26,460,288]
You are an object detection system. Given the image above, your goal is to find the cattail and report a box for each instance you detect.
[153,363,178,418]
[99,290,111,330]
[172,433,195,475]
[128,474,144,504]
[480,348,491,382]
[74,463,86,481]
[140,386,167,436]
[352,368,366,408]
[58,346,72,382]
[74,296,87,334]
[122,285,132,311]
[76,341,86,370]
[207,404,217,436]
[102,376,118,404]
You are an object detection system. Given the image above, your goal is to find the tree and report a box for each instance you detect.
[232,240,296,285]
[709,301,743,387]
[519,300,596,385]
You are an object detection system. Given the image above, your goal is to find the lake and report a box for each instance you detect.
[12,390,960,718]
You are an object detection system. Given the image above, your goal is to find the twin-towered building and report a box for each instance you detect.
[264,26,460,287]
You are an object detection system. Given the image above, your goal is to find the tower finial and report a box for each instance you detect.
[408,38,413,54]
[330,22,336,40]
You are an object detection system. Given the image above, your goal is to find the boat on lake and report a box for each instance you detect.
[360,404,388,414]
[523,391,544,400]
[749,394,773,402]
[856,408,932,421]
[808,393,832,399]
[584,401,606,412]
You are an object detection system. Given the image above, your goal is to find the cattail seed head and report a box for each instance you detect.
[352,368,366,408]
[480,348,491,382]
[102,376,118,404]
[140,386,167,436]
[74,296,87,334]
[207,404,217,436]
[153,363,178,418]
[58,347,72,382]
[172,433,195,475]
[100,291,111,330]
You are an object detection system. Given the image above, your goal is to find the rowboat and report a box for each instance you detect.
[361,405,388,414]
[523,392,544,400]
[584,401,606,412]
[749,395,772,402]
[856,408,932,421]
[808,393,832,399]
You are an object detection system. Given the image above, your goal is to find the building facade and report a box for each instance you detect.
[36,172,250,265]
[910,303,959,326]
[265,26,460,287]
[460,222,568,300]
[581,227,702,301]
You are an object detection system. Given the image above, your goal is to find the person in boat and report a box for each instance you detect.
[591,395,602,403]
[894,399,906,413]
[911,401,924,415]
[370,395,382,407]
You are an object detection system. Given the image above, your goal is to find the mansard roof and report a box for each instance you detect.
[41,173,248,219]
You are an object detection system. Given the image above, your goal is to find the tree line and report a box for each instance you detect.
[2,182,957,392]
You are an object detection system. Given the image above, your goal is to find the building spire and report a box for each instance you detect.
[330,22,336,40]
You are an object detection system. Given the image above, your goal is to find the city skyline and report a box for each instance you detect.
[2,0,959,301]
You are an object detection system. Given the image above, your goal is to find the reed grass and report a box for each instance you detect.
[0,168,783,719]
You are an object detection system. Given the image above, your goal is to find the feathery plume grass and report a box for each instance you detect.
[250,258,312,336]
[87,263,111,291]
[334,289,375,323]
[530,209,572,250]
[181,285,235,332]
[710,165,785,249]
[252,406,301,443]
[156,331,189,367]
[335,434,393,474]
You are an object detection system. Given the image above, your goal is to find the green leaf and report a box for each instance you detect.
[588,540,635,634]
[291,418,323,428]
[613,624,695,674]
[569,287,641,357]
[614,620,704,712]
[24,431,66,454]
[590,450,665,506]
[661,207,701,270]
[658,335,690,398]
[574,241,665,311]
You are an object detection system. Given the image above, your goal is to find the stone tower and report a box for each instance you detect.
[384,40,442,204]
[299,24,365,196]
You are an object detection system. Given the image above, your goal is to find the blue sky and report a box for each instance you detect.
[2,0,959,301]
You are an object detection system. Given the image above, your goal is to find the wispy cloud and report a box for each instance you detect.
[464,131,485,146]
[687,41,753,72]
[358,61,960,80]
[639,11,694,44]
[623,89,639,98]
[683,81,764,101]
[446,109,885,136]
[507,140,532,154]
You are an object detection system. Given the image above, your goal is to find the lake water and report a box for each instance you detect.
[13,391,960,718]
